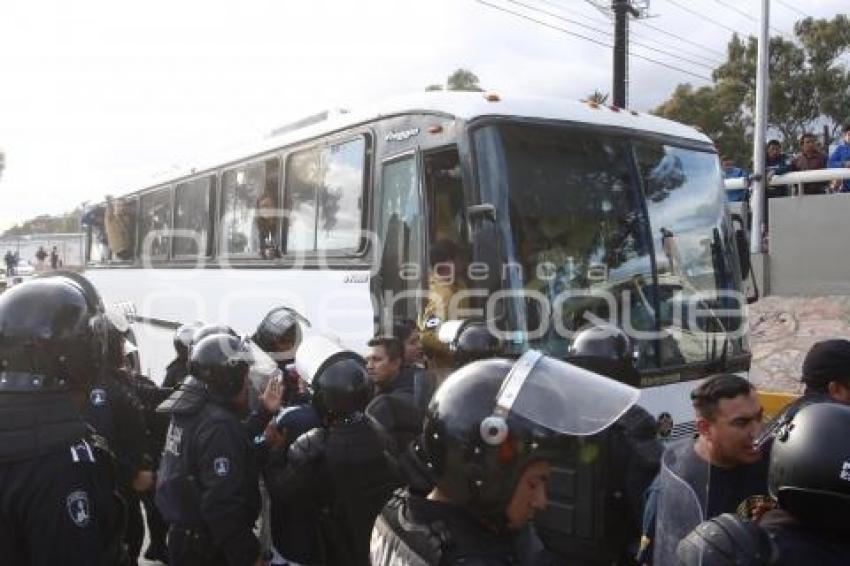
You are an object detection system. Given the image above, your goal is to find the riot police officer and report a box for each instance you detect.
[535,325,661,565]
[156,333,264,566]
[81,308,154,565]
[163,322,201,388]
[677,402,850,565]
[0,273,126,565]
[370,350,641,565]
[267,335,399,566]
[251,306,309,406]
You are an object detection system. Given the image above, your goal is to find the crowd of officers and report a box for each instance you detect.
[2,272,850,566]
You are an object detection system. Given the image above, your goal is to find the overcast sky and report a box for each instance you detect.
[0,0,845,232]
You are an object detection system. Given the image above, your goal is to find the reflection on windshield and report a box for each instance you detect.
[473,124,744,369]
[637,143,741,366]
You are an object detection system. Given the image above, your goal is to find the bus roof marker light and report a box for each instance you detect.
[428,125,443,134]
[483,92,501,102]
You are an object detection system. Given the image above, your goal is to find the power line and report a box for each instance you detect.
[535,0,612,26]
[660,0,746,35]
[508,0,612,37]
[582,0,613,19]
[629,28,725,67]
[632,18,728,58]
[511,0,718,70]
[707,0,795,40]
[475,0,714,82]
[774,0,809,19]
[537,0,725,67]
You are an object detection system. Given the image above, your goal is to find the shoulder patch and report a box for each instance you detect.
[89,388,107,406]
[213,456,231,477]
[69,439,96,463]
[66,490,91,528]
[841,460,850,482]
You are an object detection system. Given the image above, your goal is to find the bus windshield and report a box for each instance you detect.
[473,122,746,370]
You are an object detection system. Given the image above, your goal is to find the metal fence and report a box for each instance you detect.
[0,233,86,271]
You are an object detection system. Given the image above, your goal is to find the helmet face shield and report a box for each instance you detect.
[294,334,362,387]
[246,339,283,392]
[496,350,640,436]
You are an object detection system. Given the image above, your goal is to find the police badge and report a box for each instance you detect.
[66,490,91,528]
[213,456,231,477]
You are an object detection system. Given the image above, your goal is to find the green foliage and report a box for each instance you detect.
[1,207,84,237]
[426,68,484,92]
[586,90,610,104]
[653,15,850,168]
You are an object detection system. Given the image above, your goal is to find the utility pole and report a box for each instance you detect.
[750,0,770,254]
[611,0,641,108]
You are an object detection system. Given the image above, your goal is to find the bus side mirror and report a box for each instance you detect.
[730,213,750,281]
[735,228,750,281]
[467,203,496,222]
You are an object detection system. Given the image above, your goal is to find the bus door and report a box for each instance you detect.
[375,150,426,329]
[374,145,472,350]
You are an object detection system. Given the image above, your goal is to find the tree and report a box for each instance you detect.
[425,68,484,92]
[586,90,610,104]
[653,15,850,167]
[1,207,85,237]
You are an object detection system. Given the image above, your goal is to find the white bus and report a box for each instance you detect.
[82,92,750,441]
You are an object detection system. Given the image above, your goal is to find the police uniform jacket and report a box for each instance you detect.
[157,391,261,566]
[371,489,534,566]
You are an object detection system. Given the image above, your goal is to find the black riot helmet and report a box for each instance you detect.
[104,309,132,369]
[173,322,202,358]
[0,273,109,390]
[451,320,501,367]
[568,325,640,386]
[768,402,850,530]
[416,351,639,530]
[570,324,634,362]
[191,324,238,349]
[189,333,252,398]
[294,334,370,425]
[311,357,371,425]
[252,306,309,360]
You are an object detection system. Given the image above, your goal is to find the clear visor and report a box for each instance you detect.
[246,340,282,392]
[266,306,312,329]
[104,308,131,334]
[294,333,359,386]
[496,350,640,436]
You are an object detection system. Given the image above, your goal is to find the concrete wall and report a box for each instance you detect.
[768,194,850,295]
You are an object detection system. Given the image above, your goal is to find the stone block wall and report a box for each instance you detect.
[748,296,850,393]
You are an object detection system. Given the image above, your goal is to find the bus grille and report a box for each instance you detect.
[667,420,697,441]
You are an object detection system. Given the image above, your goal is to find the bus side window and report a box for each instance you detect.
[104,196,138,262]
[138,186,173,261]
[423,148,470,286]
[82,204,108,264]
[220,157,281,258]
[173,176,214,258]
[285,137,366,255]
[424,148,466,247]
[379,155,424,322]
